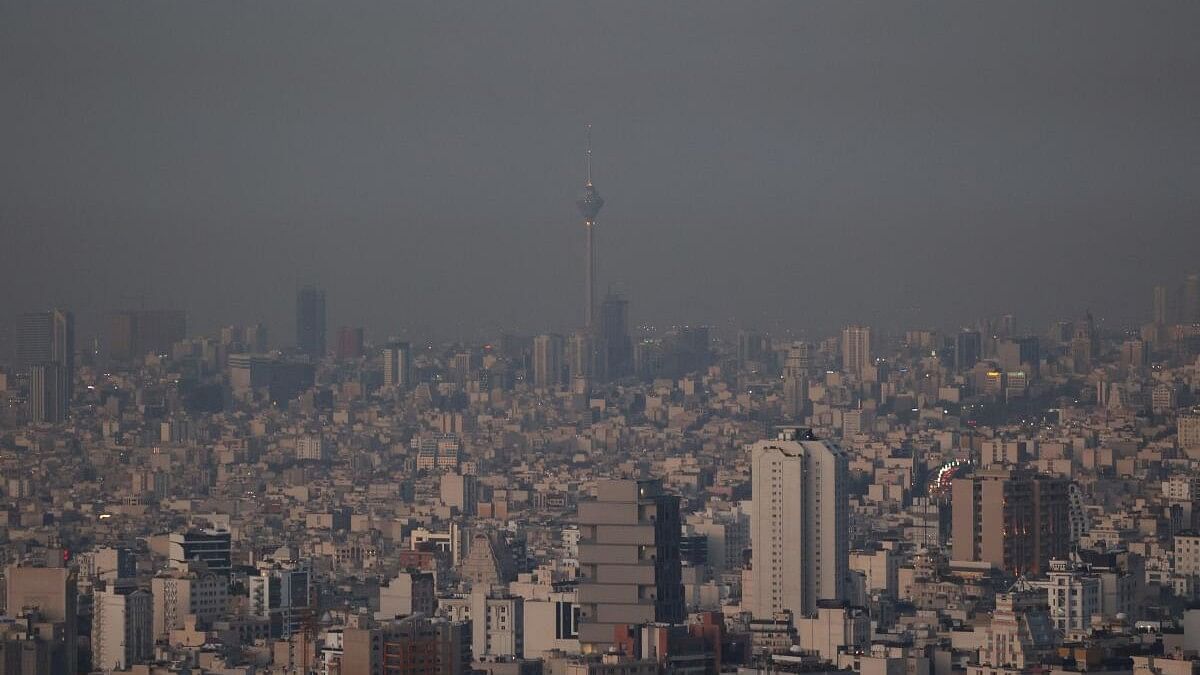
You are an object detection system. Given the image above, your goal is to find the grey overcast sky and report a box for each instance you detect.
[2,1,1198,344]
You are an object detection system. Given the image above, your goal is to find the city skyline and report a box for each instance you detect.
[3,2,1200,343]
[4,4,1200,674]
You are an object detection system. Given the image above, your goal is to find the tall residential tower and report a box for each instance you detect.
[749,427,849,618]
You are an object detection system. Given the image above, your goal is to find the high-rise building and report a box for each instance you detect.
[108,309,186,361]
[1070,314,1098,374]
[997,337,1040,377]
[781,342,810,420]
[92,586,153,672]
[16,309,74,394]
[577,478,684,652]
[576,125,605,329]
[532,334,564,389]
[249,559,312,638]
[296,285,326,357]
[737,331,768,368]
[28,363,68,425]
[4,566,77,674]
[599,293,632,380]
[749,427,848,618]
[1186,273,1200,324]
[567,329,593,383]
[336,326,365,360]
[951,468,1070,577]
[382,341,412,390]
[954,330,981,372]
[1154,285,1169,325]
[841,325,871,379]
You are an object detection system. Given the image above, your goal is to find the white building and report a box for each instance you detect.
[750,427,848,618]
[151,562,229,640]
[439,590,524,659]
[93,587,153,672]
[1040,559,1101,636]
[377,571,436,620]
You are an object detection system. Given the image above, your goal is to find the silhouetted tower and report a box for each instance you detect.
[296,286,326,358]
[576,125,605,329]
[599,292,632,379]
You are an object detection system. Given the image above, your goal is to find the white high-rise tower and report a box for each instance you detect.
[750,427,848,618]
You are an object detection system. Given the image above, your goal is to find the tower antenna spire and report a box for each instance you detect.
[585,124,593,186]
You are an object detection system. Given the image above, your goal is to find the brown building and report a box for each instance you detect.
[951,469,1070,577]
[3,566,77,674]
[108,310,187,361]
[341,618,470,675]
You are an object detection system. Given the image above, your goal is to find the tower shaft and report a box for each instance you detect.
[585,222,596,328]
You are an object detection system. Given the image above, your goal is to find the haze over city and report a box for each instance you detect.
[4,1,1199,343]
[5,3,1200,675]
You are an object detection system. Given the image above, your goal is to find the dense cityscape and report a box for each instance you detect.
[3,142,1200,674]
[4,3,1200,675]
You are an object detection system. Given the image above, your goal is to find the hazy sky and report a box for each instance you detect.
[2,1,1198,345]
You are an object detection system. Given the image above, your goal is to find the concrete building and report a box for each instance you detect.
[951,469,1070,577]
[378,571,436,620]
[169,529,233,576]
[3,566,77,674]
[151,562,228,640]
[533,334,565,389]
[750,427,849,618]
[1039,559,1101,636]
[382,341,413,390]
[522,590,580,659]
[249,559,312,638]
[341,617,470,675]
[92,587,153,672]
[577,478,684,652]
[441,473,479,516]
[842,325,872,379]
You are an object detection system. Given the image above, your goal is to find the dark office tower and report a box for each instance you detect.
[246,323,269,353]
[737,330,767,367]
[16,309,74,397]
[381,341,412,390]
[576,125,605,329]
[107,310,186,361]
[781,342,809,420]
[295,286,326,358]
[577,478,683,653]
[997,337,1041,377]
[599,293,632,380]
[954,330,981,372]
[1153,285,1169,325]
[335,326,365,361]
[136,310,187,356]
[1186,274,1200,324]
[169,529,233,576]
[29,362,68,424]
